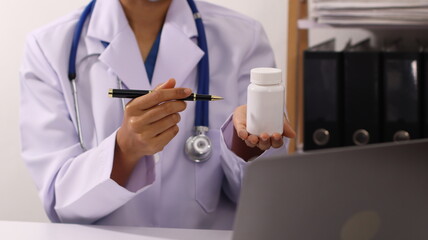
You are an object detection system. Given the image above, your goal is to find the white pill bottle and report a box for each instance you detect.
[246,68,284,136]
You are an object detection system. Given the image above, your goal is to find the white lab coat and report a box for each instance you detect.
[20,0,288,229]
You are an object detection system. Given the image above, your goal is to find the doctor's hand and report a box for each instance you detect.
[112,78,192,186]
[231,105,296,161]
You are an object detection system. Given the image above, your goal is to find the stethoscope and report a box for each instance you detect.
[68,0,212,162]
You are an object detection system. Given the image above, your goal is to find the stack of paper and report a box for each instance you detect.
[312,0,428,26]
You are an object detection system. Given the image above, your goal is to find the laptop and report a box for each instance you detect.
[232,139,428,240]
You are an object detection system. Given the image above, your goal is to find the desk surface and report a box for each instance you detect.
[0,221,232,240]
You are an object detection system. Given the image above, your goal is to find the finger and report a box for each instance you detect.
[148,125,180,154]
[270,133,284,148]
[237,129,249,140]
[257,133,271,151]
[282,117,296,138]
[245,134,259,147]
[128,87,192,111]
[154,78,176,90]
[141,100,187,124]
[245,139,257,148]
[260,133,270,142]
[126,100,186,134]
[131,112,181,138]
[147,113,181,137]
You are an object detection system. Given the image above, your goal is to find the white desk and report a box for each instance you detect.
[0,221,232,240]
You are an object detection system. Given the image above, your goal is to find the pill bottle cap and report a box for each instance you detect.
[250,68,282,85]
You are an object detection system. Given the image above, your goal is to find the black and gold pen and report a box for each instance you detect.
[108,89,224,101]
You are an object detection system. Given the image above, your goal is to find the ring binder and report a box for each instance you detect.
[304,39,343,151]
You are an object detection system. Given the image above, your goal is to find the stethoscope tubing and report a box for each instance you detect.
[187,0,210,127]
[68,0,96,81]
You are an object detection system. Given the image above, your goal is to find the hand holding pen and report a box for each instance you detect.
[112,79,194,186]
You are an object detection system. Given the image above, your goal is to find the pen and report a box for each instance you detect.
[108,89,224,101]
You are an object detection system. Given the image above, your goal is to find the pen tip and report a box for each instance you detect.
[108,89,113,98]
[211,95,224,101]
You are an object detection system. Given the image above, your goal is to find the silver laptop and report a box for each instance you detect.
[233,139,428,240]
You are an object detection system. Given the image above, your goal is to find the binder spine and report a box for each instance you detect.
[382,52,422,142]
[422,52,428,138]
[303,51,343,151]
[343,52,381,146]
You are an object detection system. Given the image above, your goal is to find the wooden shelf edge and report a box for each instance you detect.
[286,0,308,154]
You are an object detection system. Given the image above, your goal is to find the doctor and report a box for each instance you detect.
[20,0,295,230]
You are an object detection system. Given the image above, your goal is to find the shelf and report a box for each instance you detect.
[291,2,428,153]
[298,19,333,29]
[298,19,428,30]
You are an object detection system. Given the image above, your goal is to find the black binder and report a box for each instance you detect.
[422,51,428,138]
[304,40,343,151]
[343,41,381,146]
[382,51,422,142]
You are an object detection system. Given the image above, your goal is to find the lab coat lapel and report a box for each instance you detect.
[98,29,150,90]
[86,0,150,91]
[151,0,204,88]
[85,0,203,90]
[152,24,204,89]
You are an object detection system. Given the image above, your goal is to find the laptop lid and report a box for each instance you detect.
[233,139,428,240]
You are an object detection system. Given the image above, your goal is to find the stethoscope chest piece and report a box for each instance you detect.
[185,126,212,163]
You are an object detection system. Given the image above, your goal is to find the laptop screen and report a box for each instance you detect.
[233,139,428,240]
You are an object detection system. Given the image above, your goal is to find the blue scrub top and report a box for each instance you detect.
[144,32,161,83]
[101,31,161,84]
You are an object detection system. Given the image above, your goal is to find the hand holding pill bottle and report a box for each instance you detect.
[246,68,284,136]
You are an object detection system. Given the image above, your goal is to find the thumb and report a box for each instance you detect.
[154,78,176,91]
[233,105,249,140]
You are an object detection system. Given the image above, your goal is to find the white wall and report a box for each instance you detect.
[0,0,288,222]
[211,0,288,70]
[0,0,88,223]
